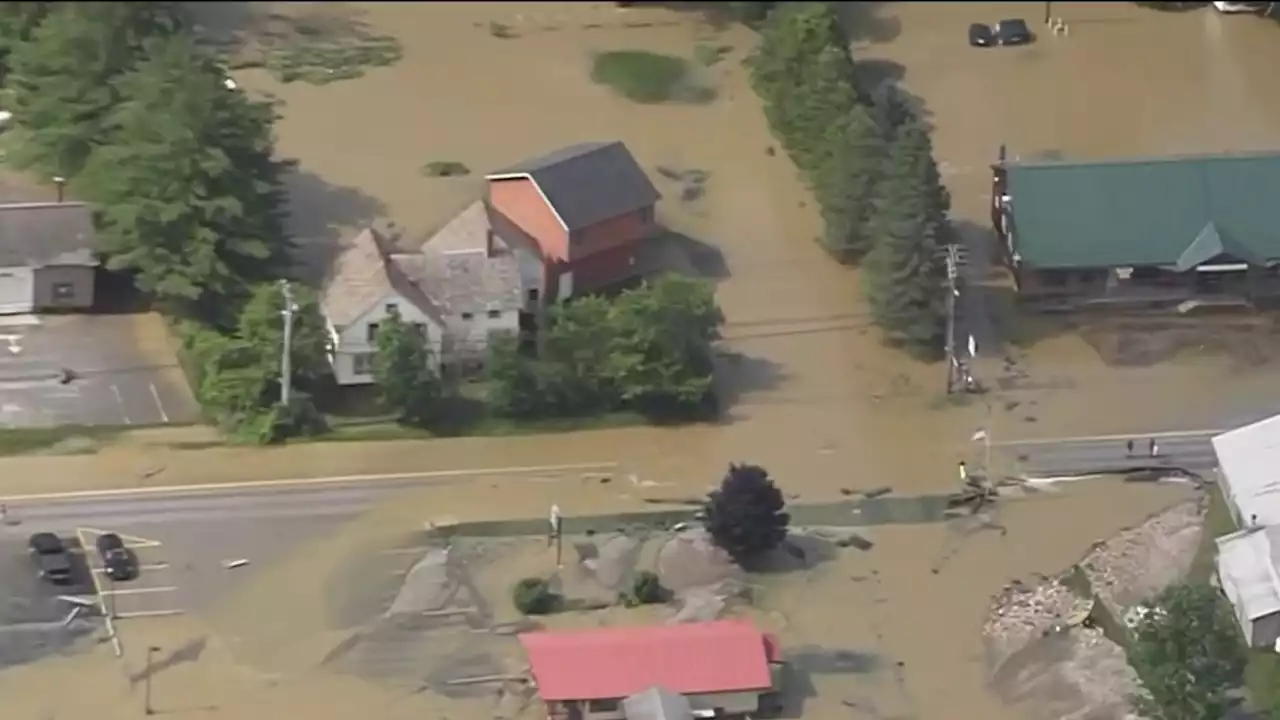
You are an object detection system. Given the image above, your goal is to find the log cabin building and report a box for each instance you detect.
[991,149,1280,312]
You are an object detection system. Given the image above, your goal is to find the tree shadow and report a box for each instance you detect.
[949,219,1076,356]
[711,350,787,422]
[833,2,902,43]
[746,532,840,574]
[765,662,816,719]
[283,168,388,286]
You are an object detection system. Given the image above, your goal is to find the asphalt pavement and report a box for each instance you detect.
[996,429,1221,479]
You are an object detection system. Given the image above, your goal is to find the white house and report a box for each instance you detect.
[319,201,532,386]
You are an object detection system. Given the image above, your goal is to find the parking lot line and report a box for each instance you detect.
[92,563,169,574]
[115,609,185,619]
[76,527,163,548]
[148,382,169,423]
[109,384,131,425]
[100,586,177,596]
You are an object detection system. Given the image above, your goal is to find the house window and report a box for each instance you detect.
[461,311,474,321]
[638,205,654,224]
[412,322,426,337]
[352,352,375,375]
[385,303,398,316]
[587,699,619,713]
[487,309,502,319]
[52,282,76,301]
[366,323,380,343]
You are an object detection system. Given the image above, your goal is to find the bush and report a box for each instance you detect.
[619,571,669,607]
[591,50,694,104]
[512,577,562,615]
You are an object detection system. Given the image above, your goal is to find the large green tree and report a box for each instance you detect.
[812,100,886,261]
[862,115,949,357]
[235,282,332,387]
[75,31,291,318]
[0,2,54,75]
[607,274,722,416]
[5,3,181,176]
[1127,582,1246,720]
[372,312,442,427]
[487,275,723,420]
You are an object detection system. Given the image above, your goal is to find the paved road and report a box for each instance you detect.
[996,429,1221,479]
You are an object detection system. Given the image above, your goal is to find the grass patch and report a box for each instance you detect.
[213,14,403,85]
[325,410,647,443]
[1189,487,1235,583]
[590,50,715,104]
[693,43,733,66]
[0,426,123,456]
[420,161,471,178]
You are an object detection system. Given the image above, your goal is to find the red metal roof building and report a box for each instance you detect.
[518,620,779,703]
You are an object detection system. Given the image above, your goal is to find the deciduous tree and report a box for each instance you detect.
[5,3,181,176]
[76,32,291,317]
[236,282,332,387]
[606,274,722,417]
[372,312,441,426]
[1127,582,1246,720]
[862,115,949,357]
[702,463,790,565]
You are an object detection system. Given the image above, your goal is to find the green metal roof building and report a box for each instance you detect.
[1003,151,1280,271]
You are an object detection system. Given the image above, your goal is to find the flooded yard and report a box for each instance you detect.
[7,2,1280,718]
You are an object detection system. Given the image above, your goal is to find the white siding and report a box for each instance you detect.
[446,307,519,361]
[1216,525,1280,648]
[330,291,443,387]
[686,690,761,715]
[0,266,34,315]
[1213,414,1280,526]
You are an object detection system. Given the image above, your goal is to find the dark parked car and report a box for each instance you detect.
[95,532,137,582]
[28,532,73,584]
[995,18,1033,45]
[968,22,995,47]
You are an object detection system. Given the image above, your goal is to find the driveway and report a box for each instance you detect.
[0,313,200,428]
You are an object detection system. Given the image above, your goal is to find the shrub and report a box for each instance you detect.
[512,577,562,615]
[620,571,669,607]
[591,50,693,104]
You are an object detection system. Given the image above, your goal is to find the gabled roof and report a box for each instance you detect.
[1213,413,1280,527]
[487,141,660,232]
[320,228,441,327]
[0,202,97,267]
[418,200,523,315]
[519,620,775,702]
[1004,150,1280,269]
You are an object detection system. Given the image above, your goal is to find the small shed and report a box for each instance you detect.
[1216,525,1280,648]
[623,687,693,720]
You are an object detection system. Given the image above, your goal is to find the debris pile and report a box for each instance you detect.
[1079,498,1204,614]
[983,577,1086,666]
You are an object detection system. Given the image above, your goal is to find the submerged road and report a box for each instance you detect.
[996,429,1221,479]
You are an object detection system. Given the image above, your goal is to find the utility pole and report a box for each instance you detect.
[279,280,296,407]
[1044,1,1053,25]
[944,244,960,395]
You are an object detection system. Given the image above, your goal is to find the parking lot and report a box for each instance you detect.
[0,313,199,427]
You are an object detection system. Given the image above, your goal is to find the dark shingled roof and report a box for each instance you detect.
[1005,150,1280,269]
[0,202,97,267]
[488,141,660,232]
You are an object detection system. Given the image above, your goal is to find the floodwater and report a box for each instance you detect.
[7,2,1280,718]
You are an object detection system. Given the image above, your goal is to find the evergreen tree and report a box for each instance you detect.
[75,32,291,318]
[0,2,54,75]
[5,3,181,176]
[863,116,949,357]
[702,464,790,565]
[812,101,886,261]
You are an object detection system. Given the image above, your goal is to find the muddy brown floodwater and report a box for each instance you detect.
[7,2,1280,719]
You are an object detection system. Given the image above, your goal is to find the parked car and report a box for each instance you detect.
[968,22,995,47]
[95,532,137,582]
[28,532,73,584]
[995,18,1033,45]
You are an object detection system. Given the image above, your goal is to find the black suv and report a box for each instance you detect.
[96,532,137,582]
[28,532,73,584]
